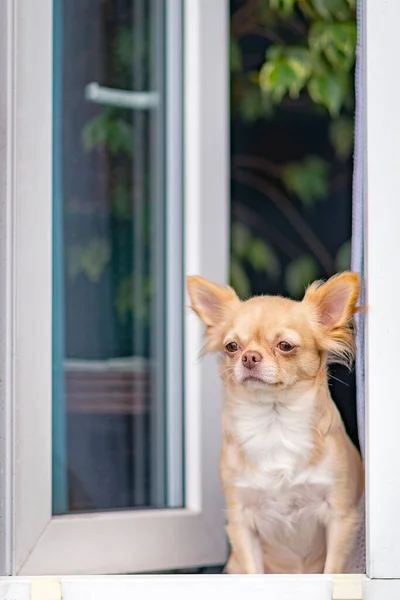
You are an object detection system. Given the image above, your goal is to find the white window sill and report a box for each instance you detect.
[0,574,364,600]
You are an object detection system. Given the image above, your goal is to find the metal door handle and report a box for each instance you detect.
[85,82,159,110]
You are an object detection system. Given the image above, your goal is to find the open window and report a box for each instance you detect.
[0,0,399,598]
[0,0,229,575]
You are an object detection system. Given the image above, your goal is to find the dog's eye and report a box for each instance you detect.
[225,342,239,353]
[277,341,294,352]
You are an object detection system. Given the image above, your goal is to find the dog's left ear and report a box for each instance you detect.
[303,272,360,331]
[187,275,239,327]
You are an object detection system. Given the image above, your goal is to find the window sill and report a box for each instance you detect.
[1,574,364,600]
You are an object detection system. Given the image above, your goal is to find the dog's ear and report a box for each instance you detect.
[303,272,360,366]
[187,275,239,327]
[303,272,360,330]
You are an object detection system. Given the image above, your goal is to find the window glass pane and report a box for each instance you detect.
[52,0,183,515]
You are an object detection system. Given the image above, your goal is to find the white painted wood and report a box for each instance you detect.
[0,0,15,577]
[183,0,230,525]
[364,0,400,580]
[11,0,53,575]
[0,576,332,600]
[363,578,400,599]
[165,0,184,508]
[19,509,225,575]
[60,576,331,600]
[10,0,230,575]
[0,580,30,600]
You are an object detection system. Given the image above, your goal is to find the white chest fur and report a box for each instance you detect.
[225,391,333,562]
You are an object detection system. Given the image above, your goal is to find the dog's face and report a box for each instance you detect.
[216,295,322,391]
[187,273,360,394]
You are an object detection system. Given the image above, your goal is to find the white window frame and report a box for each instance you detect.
[0,0,230,576]
[1,0,400,597]
[363,0,400,590]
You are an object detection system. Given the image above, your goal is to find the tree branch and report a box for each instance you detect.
[233,169,335,274]
[247,27,286,45]
[232,155,283,179]
[231,0,262,38]
[232,201,301,260]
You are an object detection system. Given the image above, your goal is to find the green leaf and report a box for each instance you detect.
[284,255,320,299]
[115,275,133,324]
[114,29,134,73]
[112,180,132,217]
[230,38,242,73]
[309,0,352,20]
[239,84,273,122]
[231,222,251,258]
[260,47,313,103]
[82,112,110,152]
[335,239,352,271]
[269,0,296,16]
[106,118,133,156]
[246,238,281,279]
[307,71,348,116]
[82,110,132,156]
[309,22,356,71]
[80,237,111,283]
[329,116,354,159]
[282,156,329,207]
[115,274,153,324]
[230,258,251,299]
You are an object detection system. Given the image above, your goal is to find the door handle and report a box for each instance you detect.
[85,82,159,110]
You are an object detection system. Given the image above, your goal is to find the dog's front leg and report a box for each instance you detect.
[323,508,359,574]
[226,521,264,574]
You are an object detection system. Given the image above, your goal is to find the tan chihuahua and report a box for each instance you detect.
[188,272,364,575]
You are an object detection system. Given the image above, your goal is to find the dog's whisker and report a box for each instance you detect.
[328,374,349,387]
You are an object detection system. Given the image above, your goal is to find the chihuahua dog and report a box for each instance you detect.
[188,272,364,575]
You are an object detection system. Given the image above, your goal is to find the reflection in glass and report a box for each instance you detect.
[52,0,183,514]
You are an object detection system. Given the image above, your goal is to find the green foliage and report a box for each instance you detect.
[114,28,134,74]
[259,47,313,102]
[230,258,251,299]
[307,0,352,21]
[115,274,152,324]
[232,0,356,117]
[239,82,273,122]
[335,239,351,271]
[282,156,329,207]
[309,22,356,71]
[112,179,132,217]
[269,0,296,15]
[115,276,135,325]
[247,238,281,278]
[307,70,349,116]
[71,20,156,340]
[329,116,354,159]
[81,238,112,282]
[284,254,320,298]
[230,0,355,298]
[231,222,281,297]
[230,38,242,73]
[67,238,111,284]
[82,108,132,156]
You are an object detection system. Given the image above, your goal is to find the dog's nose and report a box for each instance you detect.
[242,351,262,370]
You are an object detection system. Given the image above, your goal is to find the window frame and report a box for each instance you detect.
[0,0,229,575]
[1,0,399,594]
[363,0,400,583]
[0,575,334,600]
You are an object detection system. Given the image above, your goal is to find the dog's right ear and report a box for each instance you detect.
[187,275,239,327]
